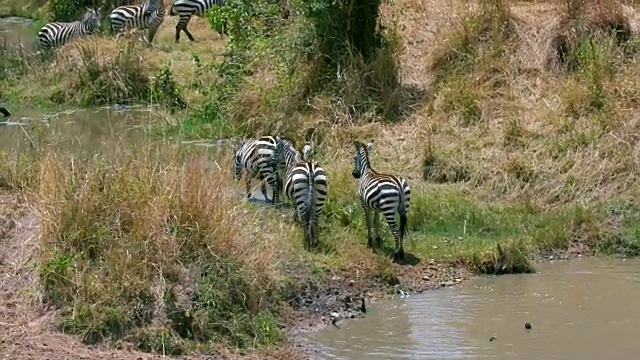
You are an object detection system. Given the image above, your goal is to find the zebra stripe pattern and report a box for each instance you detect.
[109,0,166,43]
[233,136,281,204]
[272,137,328,249]
[37,8,103,51]
[352,140,410,262]
[169,0,227,43]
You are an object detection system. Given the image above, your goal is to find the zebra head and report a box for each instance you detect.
[302,142,312,161]
[274,136,300,168]
[352,140,373,179]
[82,7,102,32]
[232,138,246,180]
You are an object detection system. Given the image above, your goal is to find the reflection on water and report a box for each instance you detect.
[0,17,36,48]
[0,106,154,152]
[309,257,640,360]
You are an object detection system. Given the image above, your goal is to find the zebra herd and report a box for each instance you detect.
[36,0,227,52]
[233,136,411,262]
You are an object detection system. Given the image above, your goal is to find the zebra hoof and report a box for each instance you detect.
[393,251,405,263]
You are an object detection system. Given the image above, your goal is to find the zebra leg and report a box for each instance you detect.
[260,179,269,202]
[180,17,196,41]
[147,25,159,44]
[373,211,382,249]
[244,172,252,199]
[267,173,279,204]
[175,24,181,43]
[385,213,405,262]
[361,200,374,248]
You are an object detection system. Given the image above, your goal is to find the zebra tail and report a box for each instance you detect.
[398,185,407,241]
[305,164,316,248]
[169,3,177,15]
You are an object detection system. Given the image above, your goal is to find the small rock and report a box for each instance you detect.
[422,275,430,281]
[428,259,436,265]
[548,255,555,260]
[432,245,439,250]
[489,336,497,342]
[330,312,340,319]
[454,278,463,283]
[348,280,355,286]
[525,322,532,329]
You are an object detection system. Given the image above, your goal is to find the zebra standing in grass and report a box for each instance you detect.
[233,136,281,204]
[271,137,328,250]
[352,140,410,262]
[37,7,103,51]
[109,0,166,44]
[169,0,227,43]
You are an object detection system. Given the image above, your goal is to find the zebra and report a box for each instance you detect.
[271,137,328,249]
[109,0,166,44]
[352,140,411,262]
[169,0,227,43]
[233,136,281,204]
[36,7,103,51]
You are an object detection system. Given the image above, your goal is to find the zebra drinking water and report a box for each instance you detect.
[169,0,228,43]
[271,137,328,250]
[109,0,166,44]
[233,136,281,204]
[352,140,411,262]
[37,7,103,51]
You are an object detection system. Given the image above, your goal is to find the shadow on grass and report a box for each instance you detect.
[376,243,422,266]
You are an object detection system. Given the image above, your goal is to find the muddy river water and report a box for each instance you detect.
[309,257,640,360]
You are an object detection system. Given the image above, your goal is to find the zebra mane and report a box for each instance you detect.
[354,139,375,170]
[276,135,297,149]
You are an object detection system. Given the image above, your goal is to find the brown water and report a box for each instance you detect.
[309,257,640,360]
[0,106,157,151]
[0,17,36,48]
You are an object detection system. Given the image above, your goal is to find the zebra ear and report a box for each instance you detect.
[366,142,374,152]
[303,143,312,160]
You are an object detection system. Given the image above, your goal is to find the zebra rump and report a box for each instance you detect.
[273,137,328,249]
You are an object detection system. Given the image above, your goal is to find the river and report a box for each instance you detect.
[308,257,640,360]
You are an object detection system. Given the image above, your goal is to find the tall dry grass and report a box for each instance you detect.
[1,133,287,353]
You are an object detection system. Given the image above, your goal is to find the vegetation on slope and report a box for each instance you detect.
[1,0,640,357]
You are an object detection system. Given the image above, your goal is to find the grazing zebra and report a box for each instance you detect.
[352,140,411,262]
[271,137,328,249]
[37,7,103,51]
[109,0,166,43]
[233,136,281,204]
[169,0,227,43]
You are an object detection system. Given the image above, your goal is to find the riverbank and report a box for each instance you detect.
[1,0,640,359]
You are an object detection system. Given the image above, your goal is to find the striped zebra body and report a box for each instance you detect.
[109,0,166,43]
[272,137,327,249]
[37,8,102,51]
[169,0,227,43]
[233,136,280,204]
[352,140,410,262]
[272,138,328,250]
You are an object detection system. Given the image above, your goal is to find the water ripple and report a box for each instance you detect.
[310,257,640,360]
